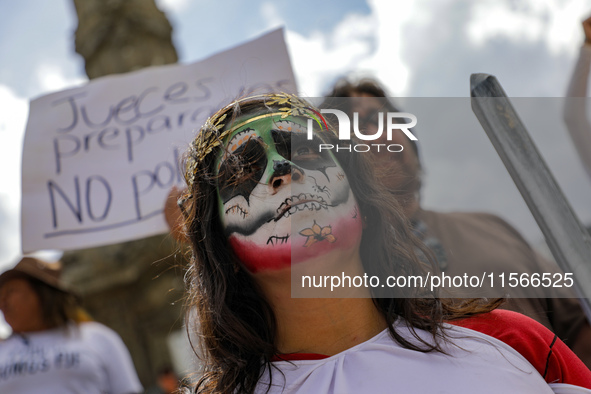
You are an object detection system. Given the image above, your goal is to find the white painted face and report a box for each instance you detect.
[216,114,362,273]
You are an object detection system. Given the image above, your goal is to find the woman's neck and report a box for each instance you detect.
[253,253,387,356]
[273,297,386,356]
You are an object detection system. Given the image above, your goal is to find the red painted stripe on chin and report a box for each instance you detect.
[228,214,363,274]
[229,237,291,273]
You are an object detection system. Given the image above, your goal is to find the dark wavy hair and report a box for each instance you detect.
[180,94,501,394]
[322,77,420,159]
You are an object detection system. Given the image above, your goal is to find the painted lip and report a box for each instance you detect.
[275,193,328,221]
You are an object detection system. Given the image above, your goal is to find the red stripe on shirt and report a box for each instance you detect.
[271,353,330,362]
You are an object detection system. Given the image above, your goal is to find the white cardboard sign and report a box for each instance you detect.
[21,29,297,253]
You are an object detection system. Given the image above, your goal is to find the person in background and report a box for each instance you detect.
[564,13,591,182]
[177,92,591,393]
[322,77,591,368]
[0,257,143,394]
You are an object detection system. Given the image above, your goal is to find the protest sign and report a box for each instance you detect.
[21,28,297,253]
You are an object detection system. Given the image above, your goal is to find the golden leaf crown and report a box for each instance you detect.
[184,93,327,189]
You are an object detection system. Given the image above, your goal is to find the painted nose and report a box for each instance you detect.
[273,160,290,177]
[270,160,304,190]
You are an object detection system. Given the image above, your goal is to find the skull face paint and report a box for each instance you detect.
[217,114,362,273]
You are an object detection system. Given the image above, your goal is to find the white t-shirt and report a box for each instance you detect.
[0,321,143,394]
[258,321,589,394]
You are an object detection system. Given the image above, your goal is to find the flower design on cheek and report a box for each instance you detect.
[299,221,336,247]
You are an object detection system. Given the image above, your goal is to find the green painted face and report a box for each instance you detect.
[215,115,303,203]
[215,114,362,273]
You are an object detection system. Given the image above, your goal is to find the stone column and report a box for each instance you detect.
[65,0,186,388]
[72,0,178,78]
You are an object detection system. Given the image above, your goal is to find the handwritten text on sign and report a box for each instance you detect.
[21,29,297,253]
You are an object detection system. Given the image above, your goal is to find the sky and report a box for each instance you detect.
[1,0,591,272]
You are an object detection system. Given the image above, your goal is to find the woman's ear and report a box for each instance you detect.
[165,185,189,243]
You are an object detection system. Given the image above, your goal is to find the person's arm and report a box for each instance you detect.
[453,310,591,389]
[480,213,591,368]
[563,15,591,181]
[533,251,591,369]
[566,16,591,98]
[572,322,591,370]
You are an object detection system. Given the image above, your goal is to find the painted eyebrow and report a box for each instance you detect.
[233,135,264,151]
[226,128,258,150]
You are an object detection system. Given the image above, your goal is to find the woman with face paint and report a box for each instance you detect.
[179,94,591,394]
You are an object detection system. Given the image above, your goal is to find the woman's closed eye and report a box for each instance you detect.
[292,145,320,161]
